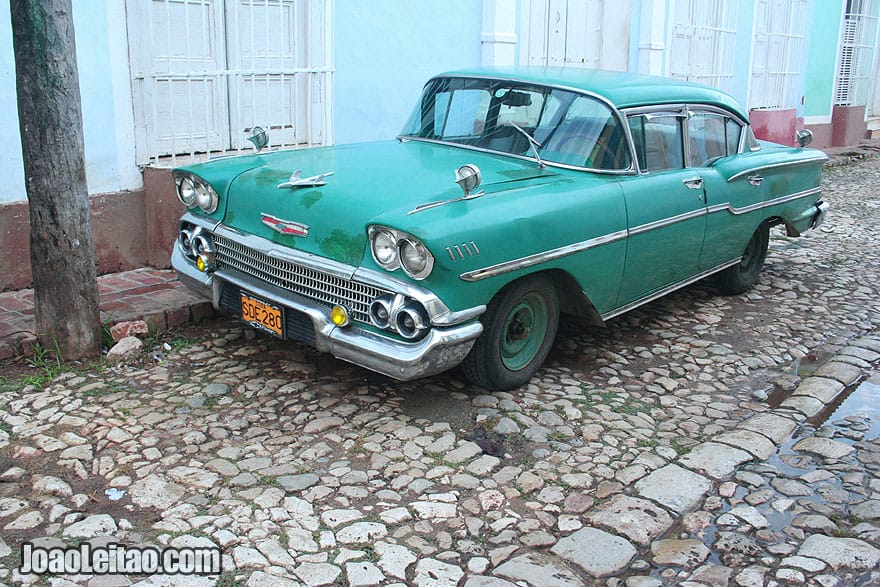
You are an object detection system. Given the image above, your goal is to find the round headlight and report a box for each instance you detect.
[195,183,218,213]
[177,176,197,207]
[372,230,399,268]
[399,238,434,280]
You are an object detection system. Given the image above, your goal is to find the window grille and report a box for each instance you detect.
[126,0,333,166]
[750,0,809,110]
[669,0,738,94]
[836,0,879,106]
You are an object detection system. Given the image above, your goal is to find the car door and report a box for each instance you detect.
[684,108,768,272]
[616,109,708,307]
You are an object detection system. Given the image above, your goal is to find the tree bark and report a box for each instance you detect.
[11,0,101,360]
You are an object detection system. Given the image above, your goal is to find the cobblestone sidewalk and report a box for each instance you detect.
[0,158,879,586]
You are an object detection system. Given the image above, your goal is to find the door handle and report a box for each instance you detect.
[683,177,703,190]
[747,175,764,186]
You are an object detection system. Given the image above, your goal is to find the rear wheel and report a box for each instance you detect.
[717,223,770,295]
[462,275,559,390]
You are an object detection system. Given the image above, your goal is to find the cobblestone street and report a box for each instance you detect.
[1,159,879,586]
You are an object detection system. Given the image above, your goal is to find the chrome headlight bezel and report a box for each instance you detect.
[174,172,219,214]
[398,236,434,280]
[368,225,435,280]
[369,227,401,271]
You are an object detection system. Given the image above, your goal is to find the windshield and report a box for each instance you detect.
[401,76,632,171]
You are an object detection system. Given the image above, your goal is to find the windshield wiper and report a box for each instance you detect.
[506,121,546,169]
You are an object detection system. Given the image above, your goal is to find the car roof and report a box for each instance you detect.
[436,66,749,122]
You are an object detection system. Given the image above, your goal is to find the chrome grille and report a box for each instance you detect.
[214,235,389,323]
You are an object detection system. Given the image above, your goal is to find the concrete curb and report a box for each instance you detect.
[677,332,877,490]
[578,331,879,573]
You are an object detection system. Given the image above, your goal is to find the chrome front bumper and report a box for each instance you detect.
[172,246,484,380]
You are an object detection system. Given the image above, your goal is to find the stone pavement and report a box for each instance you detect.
[0,155,879,586]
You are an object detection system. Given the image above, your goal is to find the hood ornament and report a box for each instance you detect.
[261,213,309,237]
[278,169,335,189]
[408,164,485,215]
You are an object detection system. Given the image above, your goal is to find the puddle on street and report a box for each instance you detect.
[656,374,880,578]
[789,350,835,378]
[808,378,880,440]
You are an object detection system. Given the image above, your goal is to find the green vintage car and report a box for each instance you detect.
[172,67,827,390]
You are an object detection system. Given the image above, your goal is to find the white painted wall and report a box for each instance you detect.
[0,0,142,204]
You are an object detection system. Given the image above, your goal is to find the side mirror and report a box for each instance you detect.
[247,126,269,152]
[795,129,813,148]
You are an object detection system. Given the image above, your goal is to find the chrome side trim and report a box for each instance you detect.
[726,157,828,183]
[457,184,820,283]
[459,229,628,282]
[600,257,742,321]
[446,242,481,261]
[408,189,486,215]
[629,208,707,236]
[706,187,822,216]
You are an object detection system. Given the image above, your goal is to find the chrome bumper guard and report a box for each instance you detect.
[172,246,484,380]
[811,200,829,230]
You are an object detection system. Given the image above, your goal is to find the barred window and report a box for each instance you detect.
[126,0,333,165]
[836,0,880,106]
[668,0,738,95]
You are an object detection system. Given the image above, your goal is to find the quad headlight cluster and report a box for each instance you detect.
[177,222,216,273]
[368,225,435,280]
[174,172,219,214]
[369,293,429,340]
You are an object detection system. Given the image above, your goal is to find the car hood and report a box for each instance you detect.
[220,140,562,265]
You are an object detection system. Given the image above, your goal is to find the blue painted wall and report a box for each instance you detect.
[805,0,845,119]
[333,0,483,143]
[0,2,26,203]
[732,0,756,110]
[0,0,141,203]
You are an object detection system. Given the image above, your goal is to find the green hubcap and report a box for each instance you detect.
[501,293,548,371]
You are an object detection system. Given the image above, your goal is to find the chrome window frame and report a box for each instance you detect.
[398,74,640,176]
[622,103,751,175]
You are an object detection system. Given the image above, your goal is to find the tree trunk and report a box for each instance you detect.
[11,0,101,360]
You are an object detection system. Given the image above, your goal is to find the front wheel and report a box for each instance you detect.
[716,223,770,295]
[461,275,560,390]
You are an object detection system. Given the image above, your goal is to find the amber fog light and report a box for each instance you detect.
[331,305,350,327]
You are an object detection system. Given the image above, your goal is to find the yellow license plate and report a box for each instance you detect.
[240,293,284,337]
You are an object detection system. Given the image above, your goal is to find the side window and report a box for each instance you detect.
[687,113,728,167]
[437,89,490,138]
[746,126,761,151]
[726,118,742,154]
[628,114,685,172]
